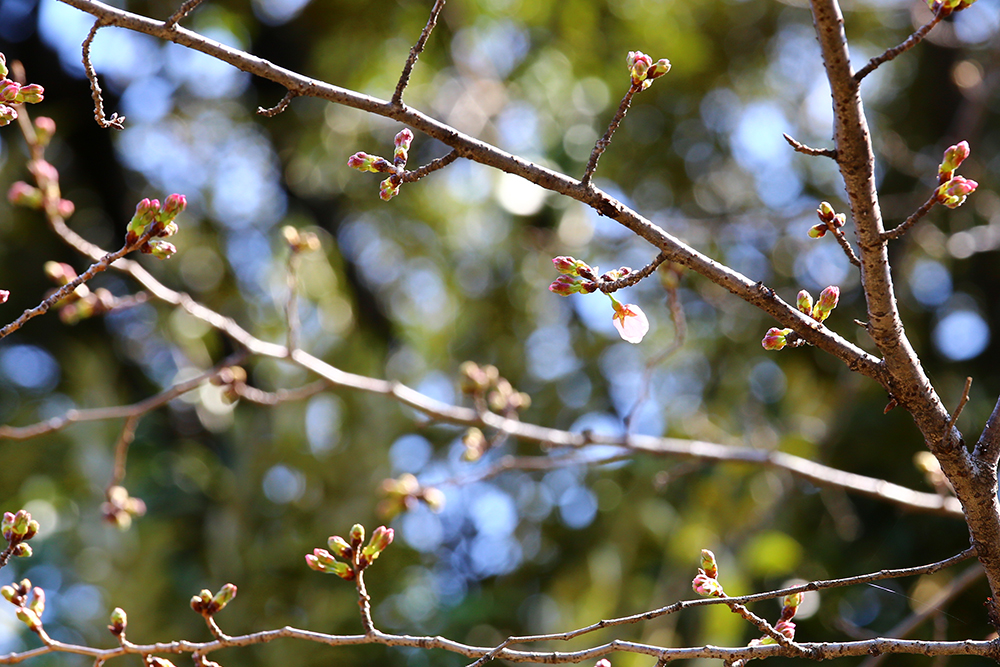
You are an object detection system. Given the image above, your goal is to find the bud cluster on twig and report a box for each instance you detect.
[305,523,395,580]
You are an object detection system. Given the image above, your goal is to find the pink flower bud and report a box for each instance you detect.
[28,160,58,184]
[158,193,187,222]
[361,525,394,562]
[394,128,414,150]
[595,660,611,667]
[8,182,42,208]
[626,51,652,86]
[127,198,160,242]
[936,176,978,209]
[57,199,75,218]
[328,535,352,558]
[939,140,970,177]
[611,299,649,344]
[16,84,43,104]
[0,53,7,79]
[762,327,792,351]
[552,256,581,275]
[34,117,56,145]
[379,177,400,201]
[144,239,176,259]
[811,285,840,322]
[692,572,725,598]
[348,152,391,173]
[1,80,20,103]
[775,619,796,640]
[648,59,671,79]
[0,290,8,304]
[0,104,16,126]
[796,290,813,315]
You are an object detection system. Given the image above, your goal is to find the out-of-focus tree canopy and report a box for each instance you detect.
[0,0,999,664]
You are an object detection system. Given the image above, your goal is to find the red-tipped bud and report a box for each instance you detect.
[807,223,827,239]
[700,549,718,579]
[936,176,978,209]
[349,524,365,547]
[762,327,792,351]
[626,51,653,87]
[1,80,20,103]
[13,543,31,558]
[796,290,813,315]
[692,572,725,598]
[549,274,583,296]
[328,535,352,558]
[361,525,394,563]
[211,584,237,611]
[0,104,16,127]
[817,201,836,222]
[158,193,187,222]
[108,607,127,636]
[16,84,43,104]
[127,198,160,243]
[379,177,401,201]
[394,128,413,166]
[648,59,671,79]
[812,285,840,322]
[939,141,970,180]
[347,152,391,173]
[552,256,582,275]
[144,239,177,259]
[0,54,7,79]
[34,117,56,146]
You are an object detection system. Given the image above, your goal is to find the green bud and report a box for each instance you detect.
[349,524,365,547]
[16,607,41,631]
[212,584,237,610]
[328,535,352,558]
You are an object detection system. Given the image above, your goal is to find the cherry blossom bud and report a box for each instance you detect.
[817,201,836,222]
[775,619,796,639]
[0,289,7,304]
[552,256,582,275]
[158,193,187,222]
[549,274,582,296]
[0,53,7,79]
[692,572,725,597]
[34,117,55,146]
[648,59,671,79]
[939,141,970,179]
[144,239,177,259]
[108,607,127,636]
[7,182,42,208]
[936,176,978,209]
[158,221,179,238]
[762,327,792,351]
[328,535,352,558]
[595,660,611,667]
[361,525,394,561]
[27,588,44,617]
[211,583,237,610]
[611,298,649,344]
[812,285,840,322]
[127,198,160,243]
[626,51,652,86]
[347,152,390,173]
[783,592,804,610]
[13,543,31,557]
[57,199,75,218]
[349,524,365,547]
[700,549,718,578]
[796,290,813,315]
[394,128,413,166]
[807,223,827,239]
[0,104,16,126]
[16,84,43,104]
[379,177,401,201]
[16,607,41,632]
[1,586,14,602]
[1,80,20,103]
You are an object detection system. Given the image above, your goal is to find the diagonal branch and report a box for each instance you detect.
[392,0,446,106]
[854,8,947,83]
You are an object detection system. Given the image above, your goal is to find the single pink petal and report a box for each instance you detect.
[612,303,649,343]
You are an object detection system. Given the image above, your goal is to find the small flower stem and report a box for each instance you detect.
[392,0,446,106]
[354,569,375,636]
[598,251,669,293]
[205,617,231,642]
[881,193,938,241]
[854,8,947,83]
[581,83,640,187]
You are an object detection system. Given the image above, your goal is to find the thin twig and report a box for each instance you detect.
[881,193,938,241]
[854,9,947,83]
[830,226,862,267]
[401,149,460,182]
[82,20,125,129]
[942,377,973,445]
[257,87,300,118]
[973,394,1000,467]
[581,83,640,186]
[164,0,205,29]
[782,133,837,159]
[392,0,446,106]
[597,251,669,293]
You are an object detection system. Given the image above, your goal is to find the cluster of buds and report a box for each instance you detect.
[459,361,532,415]
[927,0,977,14]
[935,141,977,209]
[43,262,115,325]
[549,256,650,343]
[210,366,247,403]
[305,524,394,580]
[378,473,445,519]
[762,286,840,351]
[125,194,186,258]
[190,584,237,617]
[1,579,45,633]
[626,51,671,91]
[808,201,847,239]
[101,486,147,530]
[0,53,45,128]
[347,128,413,201]
[9,152,75,220]
[282,225,321,253]
[2,509,39,558]
[691,549,725,598]
[750,592,803,646]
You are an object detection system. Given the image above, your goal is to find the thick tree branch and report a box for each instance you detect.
[810,0,1000,600]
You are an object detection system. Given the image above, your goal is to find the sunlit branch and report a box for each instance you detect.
[853,8,947,83]
[392,0,447,106]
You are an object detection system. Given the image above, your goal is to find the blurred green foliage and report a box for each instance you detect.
[0,0,999,665]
